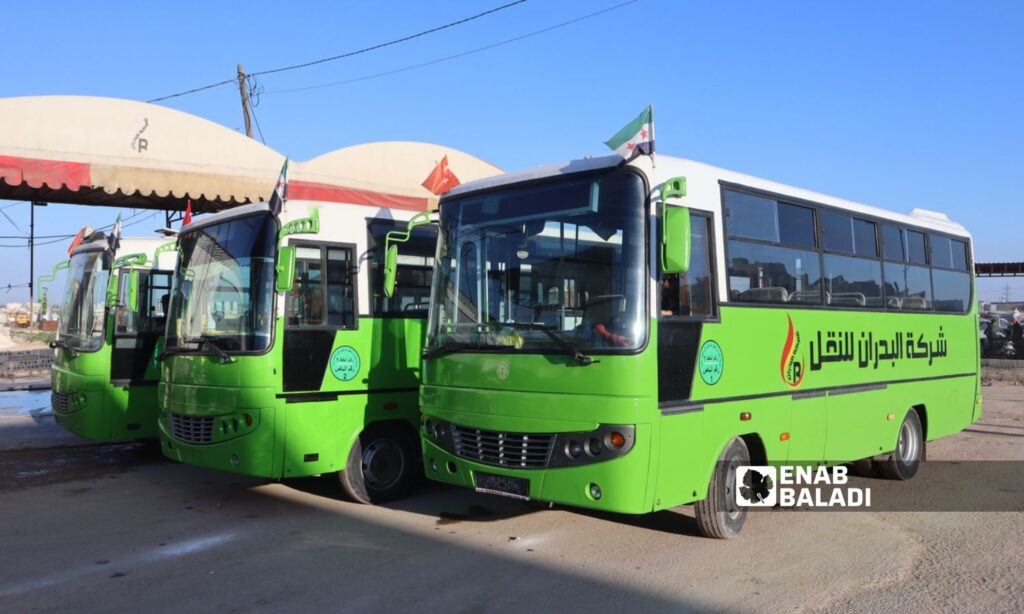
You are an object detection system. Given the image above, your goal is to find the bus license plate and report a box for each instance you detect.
[474,472,530,501]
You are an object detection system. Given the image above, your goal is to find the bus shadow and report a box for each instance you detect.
[569,506,703,537]
[282,475,538,524]
[281,474,704,536]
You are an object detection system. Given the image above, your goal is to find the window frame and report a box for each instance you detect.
[285,239,360,332]
[112,267,174,339]
[719,181,973,314]
[365,218,438,319]
[658,209,720,323]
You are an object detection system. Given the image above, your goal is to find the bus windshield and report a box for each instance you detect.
[59,248,110,352]
[427,169,647,355]
[167,213,277,354]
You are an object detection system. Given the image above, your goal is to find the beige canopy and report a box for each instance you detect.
[0,95,284,211]
[293,141,501,210]
[0,95,501,213]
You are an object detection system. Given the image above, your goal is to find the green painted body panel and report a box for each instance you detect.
[421,305,981,514]
[158,317,425,478]
[51,312,163,441]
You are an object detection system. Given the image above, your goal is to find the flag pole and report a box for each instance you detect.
[649,104,656,169]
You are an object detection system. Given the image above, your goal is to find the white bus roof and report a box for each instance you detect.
[445,154,969,238]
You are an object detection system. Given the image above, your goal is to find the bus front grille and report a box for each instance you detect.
[451,425,554,469]
[169,413,216,445]
[51,392,71,415]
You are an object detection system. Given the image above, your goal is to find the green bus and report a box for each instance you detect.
[158,199,439,503]
[52,231,176,441]
[412,154,981,537]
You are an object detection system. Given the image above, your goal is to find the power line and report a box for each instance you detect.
[265,0,640,95]
[0,209,155,248]
[146,78,237,104]
[146,1,529,103]
[248,76,267,144]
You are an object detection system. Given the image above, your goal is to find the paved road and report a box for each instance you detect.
[0,386,1021,613]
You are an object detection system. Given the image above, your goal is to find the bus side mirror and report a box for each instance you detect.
[384,245,399,298]
[661,206,691,274]
[128,270,140,311]
[383,211,434,298]
[276,245,296,293]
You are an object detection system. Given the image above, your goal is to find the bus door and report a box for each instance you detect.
[656,212,717,490]
[111,268,172,386]
[281,241,357,472]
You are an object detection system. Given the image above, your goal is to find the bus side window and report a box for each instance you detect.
[367,222,437,317]
[286,244,356,329]
[288,246,324,327]
[661,213,715,318]
[325,247,355,328]
[146,271,172,330]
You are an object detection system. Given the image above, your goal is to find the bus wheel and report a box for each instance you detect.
[338,424,418,504]
[694,437,749,539]
[878,410,924,481]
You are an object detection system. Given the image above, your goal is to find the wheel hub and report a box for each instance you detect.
[898,420,918,462]
[361,439,404,490]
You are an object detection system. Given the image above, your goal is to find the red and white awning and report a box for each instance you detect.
[0,96,502,213]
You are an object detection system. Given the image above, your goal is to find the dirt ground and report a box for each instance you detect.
[0,385,1020,613]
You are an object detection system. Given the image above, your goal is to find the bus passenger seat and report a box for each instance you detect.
[830,292,866,307]
[739,287,789,303]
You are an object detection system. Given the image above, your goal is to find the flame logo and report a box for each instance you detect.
[780,315,805,388]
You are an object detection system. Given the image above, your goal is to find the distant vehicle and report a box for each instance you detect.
[14,312,30,328]
[51,230,177,441]
[981,316,1014,358]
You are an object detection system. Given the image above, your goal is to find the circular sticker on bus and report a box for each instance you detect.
[329,346,361,382]
[698,340,724,386]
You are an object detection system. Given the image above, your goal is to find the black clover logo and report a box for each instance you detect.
[739,469,774,504]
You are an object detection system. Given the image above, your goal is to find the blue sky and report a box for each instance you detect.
[2,0,1022,304]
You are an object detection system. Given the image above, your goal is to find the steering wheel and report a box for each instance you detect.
[581,294,633,347]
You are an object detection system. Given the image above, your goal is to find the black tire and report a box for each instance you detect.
[337,424,419,504]
[694,437,750,539]
[877,410,924,480]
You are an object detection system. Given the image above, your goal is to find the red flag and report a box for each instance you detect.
[183,199,193,227]
[421,156,461,195]
[67,227,89,256]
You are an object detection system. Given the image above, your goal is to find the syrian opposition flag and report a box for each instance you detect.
[603,105,655,160]
[106,214,122,257]
[421,155,461,195]
[268,158,289,216]
[183,199,193,227]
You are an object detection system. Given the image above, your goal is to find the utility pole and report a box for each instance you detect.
[1003,283,1012,304]
[237,64,253,139]
[28,201,49,326]
[28,201,34,326]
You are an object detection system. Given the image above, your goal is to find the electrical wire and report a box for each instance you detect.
[248,76,268,144]
[0,210,155,248]
[146,0,528,103]
[264,0,640,95]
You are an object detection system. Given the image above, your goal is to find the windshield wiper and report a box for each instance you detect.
[178,335,236,364]
[49,338,76,354]
[501,322,593,366]
[199,335,236,364]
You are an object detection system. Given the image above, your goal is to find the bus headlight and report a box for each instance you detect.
[549,424,635,468]
[564,440,583,459]
[424,417,454,450]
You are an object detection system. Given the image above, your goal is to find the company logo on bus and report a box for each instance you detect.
[780,315,805,388]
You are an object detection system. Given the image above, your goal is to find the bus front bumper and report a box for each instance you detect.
[421,424,655,515]
[158,407,279,478]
